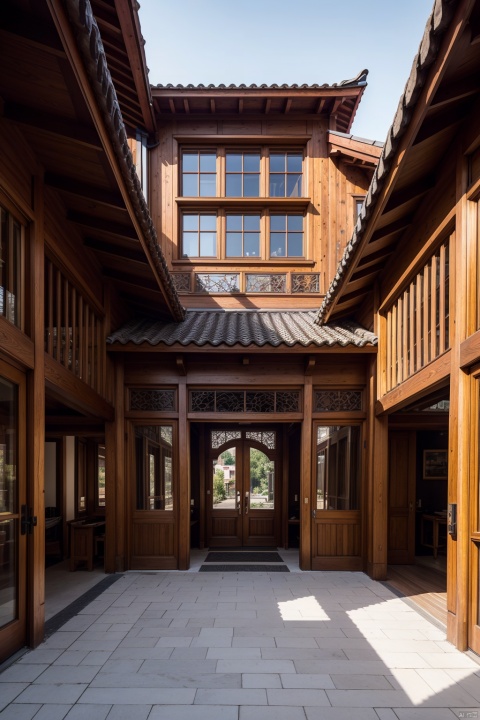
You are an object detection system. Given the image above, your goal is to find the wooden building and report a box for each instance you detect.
[2,0,480,663]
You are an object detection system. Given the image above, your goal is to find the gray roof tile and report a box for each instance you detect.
[107,310,377,349]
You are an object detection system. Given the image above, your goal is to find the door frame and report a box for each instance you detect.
[205,425,282,548]
[0,358,27,662]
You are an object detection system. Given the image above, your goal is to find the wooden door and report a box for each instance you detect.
[206,428,280,547]
[388,430,416,564]
[0,362,27,663]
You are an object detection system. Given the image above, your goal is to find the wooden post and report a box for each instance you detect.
[178,379,190,569]
[299,375,312,570]
[111,359,126,572]
[28,173,45,647]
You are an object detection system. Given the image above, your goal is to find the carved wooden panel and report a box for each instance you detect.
[314,389,363,412]
[171,273,191,292]
[195,273,240,293]
[245,274,287,293]
[245,431,276,449]
[130,388,176,411]
[191,389,300,413]
[291,273,320,293]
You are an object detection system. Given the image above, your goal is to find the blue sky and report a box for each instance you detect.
[138,0,434,143]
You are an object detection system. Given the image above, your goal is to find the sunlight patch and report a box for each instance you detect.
[277,595,329,621]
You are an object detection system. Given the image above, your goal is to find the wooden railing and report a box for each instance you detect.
[45,258,106,397]
[385,238,450,391]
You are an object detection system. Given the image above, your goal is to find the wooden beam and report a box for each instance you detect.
[383,176,436,214]
[376,351,451,415]
[169,98,176,114]
[431,74,480,110]
[316,98,326,114]
[44,173,125,210]
[176,356,187,375]
[210,99,216,113]
[238,99,243,114]
[3,103,103,150]
[0,316,35,369]
[305,356,316,375]
[460,328,480,368]
[299,376,312,570]
[83,237,147,262]
[66,211,138,240]
[0,3,65,56]
[183,99,190,114]
[413,105,464,146]
[178,380,190,569]
[285,98,292,113]
[265,98,271,114]
[45,354,114,421]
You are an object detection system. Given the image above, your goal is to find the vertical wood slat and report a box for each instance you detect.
[47,260,53,356]
[84,305,90,385]
[416,273,422,372]
[424,261,430,365]
[439,242,446,354]
[71,286,77,377]
[396,295,402,385]
[63,277,69,369]
[78,295,84,380]
[430,253,438,363]
[402,289,408,383]
[409,281,415,377]
[386,310,392,392]
[392,304,398,389]
[55,268,61,363]
[90,312,95,392]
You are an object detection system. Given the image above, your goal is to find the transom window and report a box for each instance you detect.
[0,205,23,328]
[182,151,216,196]
[226,152,260,197]
[270,214,303,257]
[226,214,260,257]
[269,152,303,197]
[182,213,217,257]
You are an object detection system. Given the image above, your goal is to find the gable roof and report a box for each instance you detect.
[317,0,478,324]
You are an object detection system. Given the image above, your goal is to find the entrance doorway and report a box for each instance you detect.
[206,428,280,547]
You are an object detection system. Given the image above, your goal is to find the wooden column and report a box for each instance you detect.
[367,354,388,580]
[178,379,190,569]
[28,173,45,647]
[111,359,126,572]
[299,375,312,570]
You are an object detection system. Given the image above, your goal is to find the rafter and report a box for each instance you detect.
[45,173,125,210]
[3,103,103,150]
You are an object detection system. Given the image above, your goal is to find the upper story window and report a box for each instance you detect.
[226,214,260,257]
[0,204,23,329]
[269,152,303,197]
[182,151,217,196]
[182,213,217,257]
[226,152,260,197]
[270,214,303,257]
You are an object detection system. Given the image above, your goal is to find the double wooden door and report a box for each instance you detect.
[206,428,280,547]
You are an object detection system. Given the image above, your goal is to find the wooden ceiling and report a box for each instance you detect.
[0,0,178,320]
[321,2,480,322]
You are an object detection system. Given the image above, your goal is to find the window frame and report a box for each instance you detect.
[0,200,25,331]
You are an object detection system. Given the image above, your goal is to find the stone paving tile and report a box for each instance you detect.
[280,673,335,689]
[304,710,379,720]
[34,666,100,684]
[0,704,41,720]
[242,673,281,688]
[239,707,306,720]
[149,706,239,720]
[105,705,152,720]
[78,688,195,704]
[13,684,88,705]
[331,674,395,690]
[266,688,329,706]
[0,684,29,711]
[64,705,111,720]
[0,664,49,683]
[194,688,267,705]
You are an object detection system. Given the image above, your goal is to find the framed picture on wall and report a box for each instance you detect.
[423,449,448,479]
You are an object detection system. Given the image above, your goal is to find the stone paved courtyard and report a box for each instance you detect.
[1,569,480,719]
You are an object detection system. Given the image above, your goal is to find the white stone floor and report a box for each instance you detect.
[1,559,480,719]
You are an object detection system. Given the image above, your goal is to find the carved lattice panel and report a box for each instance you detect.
[245,274,287,293]
[195,273,240,293]
[190,390,215,412]
[171,273,191,292]
[245,391,275,413]
[211,430,242,449]
[216,391,244,412]
[130,389,176,411]
[291,273,320,293]
[275,391,301,412]
[314,390,363,412]
[245,431,276,449]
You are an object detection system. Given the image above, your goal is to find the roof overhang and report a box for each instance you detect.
[319,0,480,323]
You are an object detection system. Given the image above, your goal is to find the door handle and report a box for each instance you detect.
[237,492,241,515]
[21,505,38,535]
[245,492,249,515]
[312,509,316,520]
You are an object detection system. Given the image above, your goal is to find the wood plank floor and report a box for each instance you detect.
[385,562,447,627]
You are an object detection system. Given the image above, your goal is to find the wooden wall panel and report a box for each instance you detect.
[248,517,274,537]
[314,516,361,557]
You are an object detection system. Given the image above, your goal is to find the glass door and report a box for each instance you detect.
[0,362,26,663]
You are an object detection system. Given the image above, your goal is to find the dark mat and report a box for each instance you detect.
[205,551,283,563]
[200,564,289,572]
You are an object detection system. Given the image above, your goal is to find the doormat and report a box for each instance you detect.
[200,564,289,572]
[205,551,283,563]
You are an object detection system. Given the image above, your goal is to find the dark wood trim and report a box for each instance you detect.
[178,380,189,569]
[300,377,312,570]
[376,352,451,415]
[460,328,480,368]
[0,317,35,369]
[45,354,114,421]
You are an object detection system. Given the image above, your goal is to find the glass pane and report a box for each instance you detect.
[315,426,360,511]
[226,215,242,231]
[0,377,17,514]
[226,233,243,257]
[287,233,303,257]
[183,214,198,231]
[199,174,216,196]
[0,519,17,628]
[182,233,198,257]
[200,153,216,171]
[288,215,303,231]
[270,215,286,231]
[270,153,285,172]
[97,445,105,508]
[269,176,285,197]
[244,154,260,172]
[226,153,242,172]
[244,234,260,257]
[249,448,274,510]
[244,215,260,231]
[243,174,259,197]
[200,215,216,230]
[200,232,216,256]
[226,175,242,197]
[182,175,198,197]
[135,426,173,511]
[287,153,303,172]
[270,234,286,257]
[287,174,302,197]
[213,446,237,508]
[182,152,198,172]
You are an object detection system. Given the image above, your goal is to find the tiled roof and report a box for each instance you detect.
[107,310,377,348]
[317,0,456,324]
[154,71,368,92]
[329,130,384,148]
